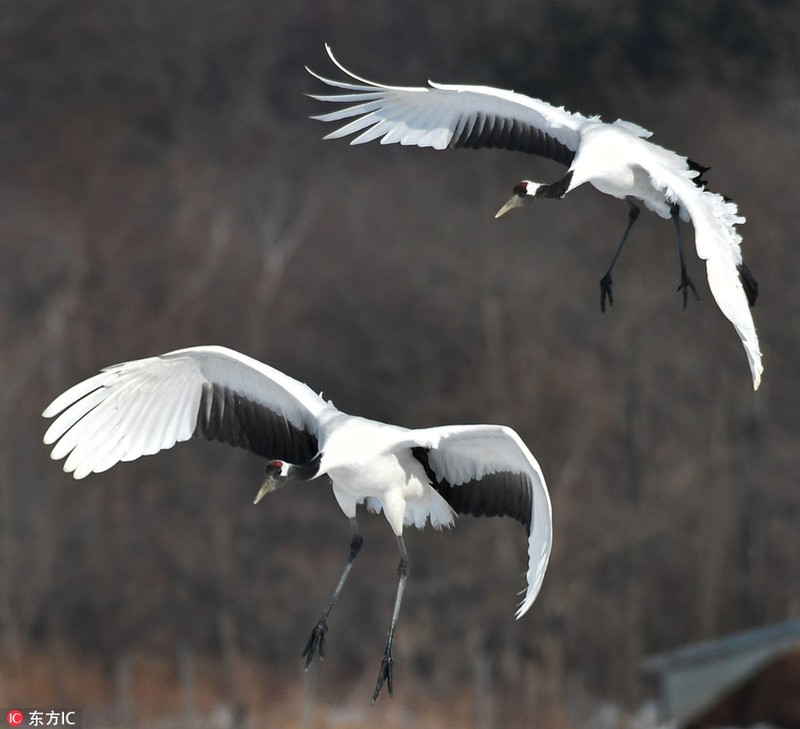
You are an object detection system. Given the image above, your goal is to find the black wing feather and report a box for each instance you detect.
[194,383,319,464]
[451,114,574,166]
[412,447,533,534]
[738,263,759,307]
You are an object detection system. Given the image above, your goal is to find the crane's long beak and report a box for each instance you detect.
[254,474,279,504]
[495,194,526,219]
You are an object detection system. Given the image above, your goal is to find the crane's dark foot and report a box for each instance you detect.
[676,271,700,309]
[371,651,394,704]
[600,273,614,312]
[302,619,328,669]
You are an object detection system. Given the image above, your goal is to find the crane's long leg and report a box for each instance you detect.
[671,204,699,308]
[302,517,363,669]
[600,198,640,312]
[371,535,410,704]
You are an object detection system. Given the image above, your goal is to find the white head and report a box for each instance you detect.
[495,180,542,218]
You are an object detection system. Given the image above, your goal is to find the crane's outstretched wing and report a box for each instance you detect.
[403,424,552,619]
[307,44,588,166]
[647,167,763,390]
[43,346,334,479]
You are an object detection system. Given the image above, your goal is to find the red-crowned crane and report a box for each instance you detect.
[42,345,552,703]
[307,45,762,390]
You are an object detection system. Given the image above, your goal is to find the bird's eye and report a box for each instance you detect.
[513,181,527,195]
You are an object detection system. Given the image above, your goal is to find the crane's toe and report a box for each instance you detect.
[371,651,394,704]
[600,273,614,312]
[302,620,329,669]
[676,270,700,309]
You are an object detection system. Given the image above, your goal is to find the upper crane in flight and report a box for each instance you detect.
[307,45,762,390]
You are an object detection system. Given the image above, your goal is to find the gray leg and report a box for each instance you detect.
[371,535,410,704]
[600,197,640,312]
[303,517,363,668]
[671,204,699,308]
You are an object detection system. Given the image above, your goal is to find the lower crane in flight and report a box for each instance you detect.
[307,45,762,390]
[42,345,552,703]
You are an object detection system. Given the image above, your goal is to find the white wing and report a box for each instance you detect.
[307,44,588,165]
[400,424,552,619]
[43,345,336,479]
[647,167,763,389]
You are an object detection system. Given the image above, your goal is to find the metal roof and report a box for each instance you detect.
[640,618,800,722]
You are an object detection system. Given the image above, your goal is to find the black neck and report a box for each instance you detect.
[290,453,323,480]
[537,170,574,199]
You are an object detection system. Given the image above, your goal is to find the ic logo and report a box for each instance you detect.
[6,710,24,727]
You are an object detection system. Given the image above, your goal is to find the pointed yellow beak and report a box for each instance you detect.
[254,474,279,504]
[495,194,526,219]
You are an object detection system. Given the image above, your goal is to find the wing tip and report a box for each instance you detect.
[752,366,763,391]
[515,592,535,620]
[304,66,324,83]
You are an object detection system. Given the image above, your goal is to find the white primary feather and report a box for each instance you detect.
[307,45,586,155]
[43,345,332,478]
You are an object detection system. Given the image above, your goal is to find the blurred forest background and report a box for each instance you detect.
[1,0,799,726]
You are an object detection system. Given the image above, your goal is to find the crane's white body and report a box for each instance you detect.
[43,345,551,618]
[308,46,762,390]
[313,414,456,533]
[569,123,688,217]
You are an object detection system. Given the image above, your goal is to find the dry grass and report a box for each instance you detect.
[0,645,504,729]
